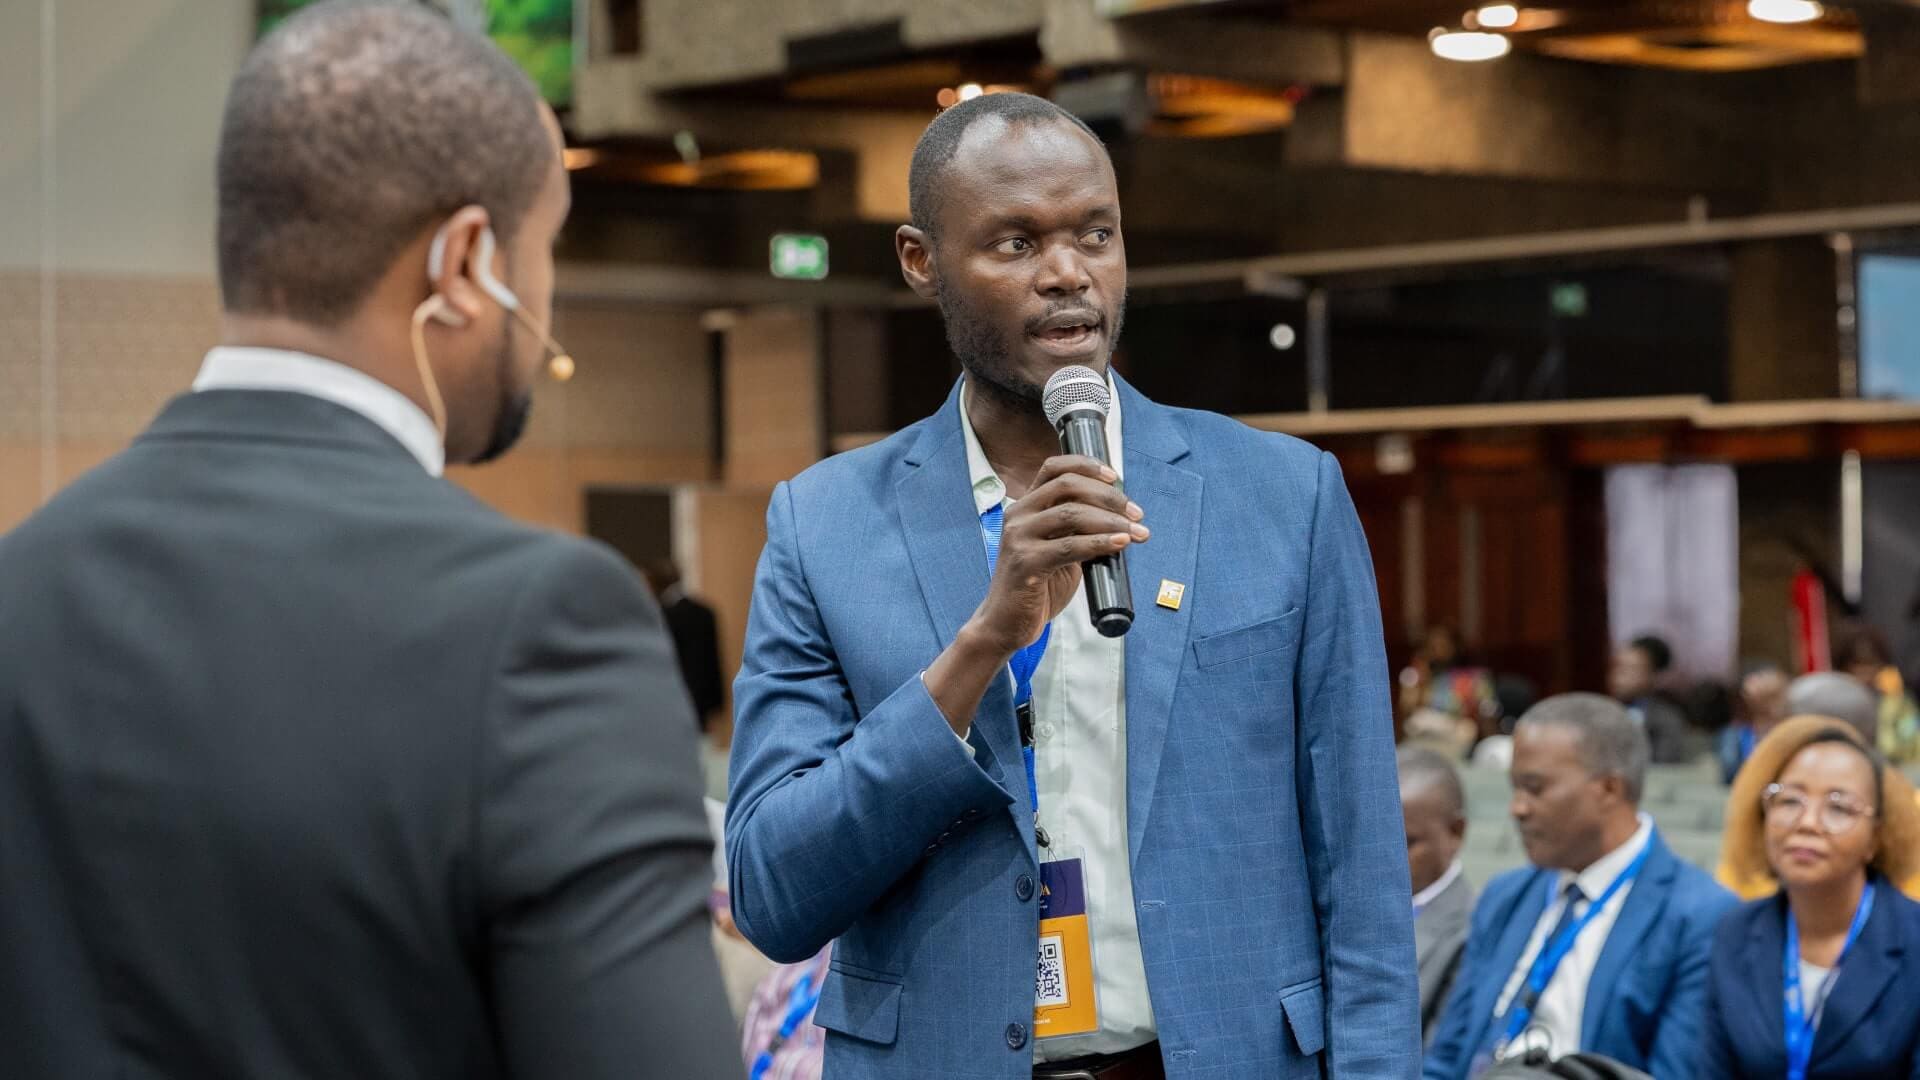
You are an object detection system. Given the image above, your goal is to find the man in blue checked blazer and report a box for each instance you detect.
[727,92,1418,1080]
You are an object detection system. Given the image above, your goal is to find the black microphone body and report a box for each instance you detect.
[1053,403,1134,638]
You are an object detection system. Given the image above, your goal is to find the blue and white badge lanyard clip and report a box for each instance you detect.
[980,502,1052,849]
[1783,882,1875,1080]
[1495,841,1653,1056]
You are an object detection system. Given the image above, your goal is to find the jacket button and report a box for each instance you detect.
[1015,874,1035,902]
[1006,1022,1028,1050]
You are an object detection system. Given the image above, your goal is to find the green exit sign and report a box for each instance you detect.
[1551,282,1589,318]
[770,233,829,281]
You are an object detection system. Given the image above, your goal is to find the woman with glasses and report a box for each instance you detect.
[1700,716,1920,1078]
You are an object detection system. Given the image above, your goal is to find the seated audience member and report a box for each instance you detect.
[1721,664,1790,784]
[1787,674,1880,748]
[1400,746,1477,1045]
[1833,621,1920,765]
[1402,623,1501,751]
[1608,635,1696,765]
[1425,695,1737,1080]
[1702,719,1920,1077]
[1718,716,1920,901]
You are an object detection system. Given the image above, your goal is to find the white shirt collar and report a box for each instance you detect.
[193,347,446,476]
[958,371,1124,516]
[1413,859,1465,912]
[1566,813,1655,899]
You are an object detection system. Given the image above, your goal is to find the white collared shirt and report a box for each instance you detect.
[193,347,445,476]
[1492,814,1656,1062]
[1414,859,1465,915]
[958,375,1156,1059]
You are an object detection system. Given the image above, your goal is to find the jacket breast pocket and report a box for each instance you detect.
[1193,609,1301,671]
[812,967,902,1046]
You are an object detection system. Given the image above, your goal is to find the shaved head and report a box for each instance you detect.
[908,92,1107,242]
[217,0,554,325]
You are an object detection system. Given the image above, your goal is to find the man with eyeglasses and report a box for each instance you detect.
[1425,694,1737,1079]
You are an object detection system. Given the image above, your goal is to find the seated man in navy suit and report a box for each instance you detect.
[1425,694,1736,1079]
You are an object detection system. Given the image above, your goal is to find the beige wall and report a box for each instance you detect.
[724,307,824,487]
[0,270,716,534]
[0,0,250,275]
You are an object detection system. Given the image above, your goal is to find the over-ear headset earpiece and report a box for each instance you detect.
[429,224,522,312]
[418,220,576,398]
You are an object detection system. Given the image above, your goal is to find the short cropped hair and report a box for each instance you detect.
[217,0,554,325]
[1397,746,1467,822]
[1787,672,1880,746]
[1629,635,1673,673]
[907,91,1106,240]
[1517,692,1651,805]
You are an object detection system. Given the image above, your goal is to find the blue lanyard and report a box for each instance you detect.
[1499,841,1653,1047]
[749,965,824,1080]
[1783,883,1875,1080]
[980,503,1051,831]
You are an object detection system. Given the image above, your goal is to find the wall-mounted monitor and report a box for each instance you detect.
[257,0,574,106]
[1859,252,1920,401]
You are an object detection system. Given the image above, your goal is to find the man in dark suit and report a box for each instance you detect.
[1425,695,1736,1080]
[0,5,738,1079]
[1399,746,1476,1046]
[648,560,726,734]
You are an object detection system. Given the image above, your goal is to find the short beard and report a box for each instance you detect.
[470,323,533,466]
[935,274,1039,409]
[933,266,1128,412]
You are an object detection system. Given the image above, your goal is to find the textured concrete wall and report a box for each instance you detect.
[0,0,251,275]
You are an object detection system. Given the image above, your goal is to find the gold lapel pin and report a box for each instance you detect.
[1156,579,1186,611]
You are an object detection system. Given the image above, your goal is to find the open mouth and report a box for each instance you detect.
[1030,312,1103,356]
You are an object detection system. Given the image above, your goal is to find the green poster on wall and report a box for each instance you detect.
[257,0,573,106]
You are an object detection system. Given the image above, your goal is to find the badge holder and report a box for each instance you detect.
[1034,846,1099,1040]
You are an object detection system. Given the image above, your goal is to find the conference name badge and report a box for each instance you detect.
[1033,856,1098,1038]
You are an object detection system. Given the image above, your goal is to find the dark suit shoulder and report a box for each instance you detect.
[1716,892,1783,950]
[1479,864,1546,908]
[1664,855,1740,919]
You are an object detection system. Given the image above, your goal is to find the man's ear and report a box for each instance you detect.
[1599,772,1631,809]
[427,204,494,325]
[896,225,938,301]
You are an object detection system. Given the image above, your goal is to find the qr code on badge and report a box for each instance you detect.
[1035,933,1068,1007]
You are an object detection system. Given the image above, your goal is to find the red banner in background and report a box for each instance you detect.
[1792,567,1831,674]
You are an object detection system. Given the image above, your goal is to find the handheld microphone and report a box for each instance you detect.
[1043,366,1133,638]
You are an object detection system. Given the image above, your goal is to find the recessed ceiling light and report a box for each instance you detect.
[1747,0,1823,24]
[1430,28,1513,62]
[1474,4,1521,30]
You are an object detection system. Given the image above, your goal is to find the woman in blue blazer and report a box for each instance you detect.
[1702,717,1920,1078]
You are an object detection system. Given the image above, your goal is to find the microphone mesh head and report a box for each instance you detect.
[1043,366,1110,428]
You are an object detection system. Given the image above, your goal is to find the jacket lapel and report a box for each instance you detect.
[1743,897,1789,1063]
[1582,831,1677,1048]
[1471,869,1556,1049]
[1811,880,1903,1064]
[1113,377,1201,867]
[895,382,1029,857]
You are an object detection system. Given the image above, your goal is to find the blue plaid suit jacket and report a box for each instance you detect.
[727,375,1419,1080]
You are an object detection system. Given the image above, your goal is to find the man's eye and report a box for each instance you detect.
[994,237,1031,255]
[1085,228,1113,246]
